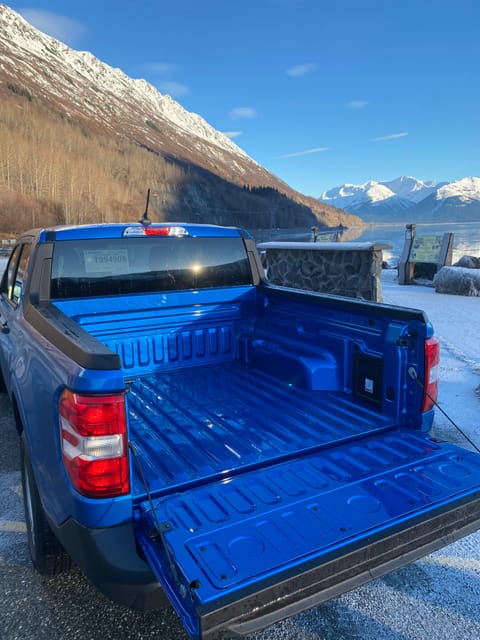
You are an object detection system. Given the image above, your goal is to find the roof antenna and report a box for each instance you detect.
[139,188,152,226]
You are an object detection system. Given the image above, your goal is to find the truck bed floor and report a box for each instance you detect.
[128,361,396,496]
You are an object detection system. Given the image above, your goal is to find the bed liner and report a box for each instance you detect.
[127,360,396,498]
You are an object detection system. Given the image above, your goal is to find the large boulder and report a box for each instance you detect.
[433,266,480,296]
[454,255,480,269]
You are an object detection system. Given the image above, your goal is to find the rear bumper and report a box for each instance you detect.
[200,496,480,639]
[52,516,166,610]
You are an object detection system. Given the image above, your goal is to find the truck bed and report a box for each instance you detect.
[128,361,396,498]
[51,285,429,500]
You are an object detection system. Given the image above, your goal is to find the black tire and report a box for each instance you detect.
[20,432,72,575]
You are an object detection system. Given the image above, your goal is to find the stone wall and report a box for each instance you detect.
[257,242,390,302]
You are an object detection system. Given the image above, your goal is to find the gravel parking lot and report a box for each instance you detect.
[1,389,480,640]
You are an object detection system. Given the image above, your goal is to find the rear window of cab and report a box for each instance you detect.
[50,237,253,299]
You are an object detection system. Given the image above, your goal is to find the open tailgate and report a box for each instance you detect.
[134,431,480,639]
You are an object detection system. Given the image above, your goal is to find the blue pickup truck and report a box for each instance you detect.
[1,222,480,639]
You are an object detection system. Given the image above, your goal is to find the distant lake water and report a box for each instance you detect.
[0,256,9,274]
[349,221,480,265]
[253,221,480,266]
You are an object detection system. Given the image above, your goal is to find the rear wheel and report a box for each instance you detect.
[20,432,72,575]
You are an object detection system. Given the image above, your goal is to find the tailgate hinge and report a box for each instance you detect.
[149,520,173,539]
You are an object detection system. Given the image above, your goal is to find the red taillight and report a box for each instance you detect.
[59,390,129,498]
[422,337,440,412]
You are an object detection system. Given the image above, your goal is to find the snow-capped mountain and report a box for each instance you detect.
[0,4,253,173]
[414,177,480,220]
[320,176,480,222]
[435,177,480,202]
[0,4,358,229]
[322,181,398,209]
[381,176,439,204]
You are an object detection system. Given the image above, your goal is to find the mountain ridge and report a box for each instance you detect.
[320,176,480,222]
[0,4,360,233]
[0,4,252,163]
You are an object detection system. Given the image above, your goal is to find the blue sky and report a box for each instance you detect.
[6,0,480,197]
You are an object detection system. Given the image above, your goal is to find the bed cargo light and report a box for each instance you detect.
[122,225,189,237]
[59,390,129,498]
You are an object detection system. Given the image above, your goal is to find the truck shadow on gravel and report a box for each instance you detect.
[0,393,19,472]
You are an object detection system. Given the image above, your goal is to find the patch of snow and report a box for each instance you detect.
[382,268,480,451]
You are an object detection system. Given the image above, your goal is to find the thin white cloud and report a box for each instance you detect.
[18,9,86,45]
[270,0,306,5]
[158,81,189,97]
[286,63,317,77]
[145,62,178,74]
[348,100,368,109]
[222,131,243,139]
[280,147,329,158]
[230,107,257,120]
[371,132,408,142]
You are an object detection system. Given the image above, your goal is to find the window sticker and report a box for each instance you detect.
[84,249,130,274]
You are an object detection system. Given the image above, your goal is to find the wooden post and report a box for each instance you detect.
[398,224,416,285]
[438,233,454,271]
